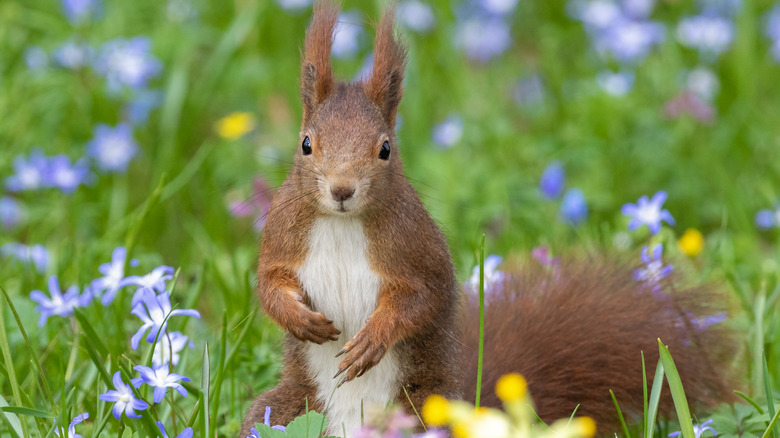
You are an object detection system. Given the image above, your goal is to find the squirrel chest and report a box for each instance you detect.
[296,215,401,434]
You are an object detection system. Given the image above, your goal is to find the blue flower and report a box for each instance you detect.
[513,74,546,107]
[123,265,175,307]
[53,39,93,69]
[153,331,192,367]
[123,89,162,126]
[467,255,506,296]
[596,70,635,96]
[248,406,287,437]
[594,19,665,64]
[766,4,780,41]
[86,123,139,172]
[5,149,50,192]
[689,313,727,330]
[396,1,436,33]
[62,0,102,24]
[24,47,48,72]
[54,412,89,438]
[676,14,734,56]
[130,289,200,350]
[49,155,91,193]
[669,418,716,438]
[455,17,511,62]
[685,67,719,100]
[29,276,92,326]
[157,421,194,438]
[132,364,190,403]
[560,188,588,225]
[568,0,622,29]
[2,243,49,273]
[622,0,657,19]
[92,247,132,305]
[755,207,778,230]
[633,244,673,290]
[0,196,23,229]
[432,115,464,149]
[98,371,148,420]
[332,12,363,59]
[275,0,312,12]
[477,0,519,16]
[94,37,162,91]
[539,161,565,199]
[621,191,675,234]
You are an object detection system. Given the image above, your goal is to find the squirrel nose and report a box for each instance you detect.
[330,185,355,202]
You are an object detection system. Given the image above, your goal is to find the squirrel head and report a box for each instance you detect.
[292,1,408,217]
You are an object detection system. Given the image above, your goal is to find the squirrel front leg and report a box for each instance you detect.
[334,279,439,385]
[259,266,341,344]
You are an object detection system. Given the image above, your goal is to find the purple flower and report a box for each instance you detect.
[432,115,464,149]
[123,89,162,126]
[53,39,93,69]
[669,418,716,438]
[689,313,727,330]
[98,371,148,420]
[5,149,50,192]
[157,421,194,438]
[62,0,101,24]
[92,247,132,305]
[560,188,588,225]
[676,14,734,56]
[622,0,657,19]
[755,208,779,230]
[766,4,780,41]
[123,265,175,307]
[152,331,192,367]
[332,12,363,59]
[539,161,565,199]
[86,123,139,172]
[455,17,511,62]
[621,191,675,234]
[397,1,436,33]
[248,406,287,437]
[0,196,23,229]
[664,91,715,123]
[477,0,519,16]
[633,244,673,290]
[94,37,162,91]
[275,0,312,12]
[229,178,273,232]
[594,19,665,64]
[2,243,49,273]
[49,155,91,193]
[467,254,506,296]
[54,412,89,438]
[132,364,190,403]
[29,276,92,326]
[24,47,48,72]
[596,70,634,96]
[130,289,200,350]
[568,0,622,29]
[532,246,560,267]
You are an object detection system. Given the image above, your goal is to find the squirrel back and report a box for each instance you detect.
[461,256,739,430]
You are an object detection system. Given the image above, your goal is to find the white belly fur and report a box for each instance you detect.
[297,216,400,436]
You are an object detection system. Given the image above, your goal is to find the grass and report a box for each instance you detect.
[1,0,780,436]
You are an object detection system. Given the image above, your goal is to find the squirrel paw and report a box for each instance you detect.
[333,332,387,386]
[288,308,341,344]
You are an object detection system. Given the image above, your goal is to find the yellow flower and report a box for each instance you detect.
[678,228,704,257]
[572,417,597,438]
[422,394,450,427]
[453,407,511,438]
[214,112,256,140]
[496,373,527,402]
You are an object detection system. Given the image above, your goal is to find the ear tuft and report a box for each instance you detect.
[301,0,340,122]
[364,6,407,129]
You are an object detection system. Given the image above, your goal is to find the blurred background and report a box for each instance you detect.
[2,0,780,436]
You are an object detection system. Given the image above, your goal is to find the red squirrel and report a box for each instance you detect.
[240,2,737,436]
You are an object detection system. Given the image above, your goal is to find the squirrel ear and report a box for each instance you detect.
[363,7,407,129]
[301,1,340,123]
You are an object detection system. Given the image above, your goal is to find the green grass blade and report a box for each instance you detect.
[733,390,765,414]
[753,287,766,395]
[763,410,780,438]
[764,351,777,438]
[73,308,109,358]
[642,352,648,433]
[0,296,30,438]
[0,394,24,438]
[208,311,228,438]
[0,407,56,418]
[646,359,665,438]
[80,334,113,387]
[475,233,486,408]
[610,389,631,438]
[658,339,695,438]
[201,343,211,438]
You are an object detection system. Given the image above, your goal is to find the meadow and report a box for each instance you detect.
[2,0,780,436]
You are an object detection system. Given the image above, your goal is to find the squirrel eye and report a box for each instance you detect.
[379,141,390,160]
[302,136,312,155]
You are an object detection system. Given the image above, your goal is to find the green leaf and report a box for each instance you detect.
[0,394,23,438]
[645,359,664,438]
[658,339,695,438]
[610,389,631,438]
[252,423,288,438]
[0,293,29,438]
[763,351,777,438]
[763,410,780,438]
[73,308,109,358]
[201,343,211,437]
[285,410,329,438]
[0,407,56,418]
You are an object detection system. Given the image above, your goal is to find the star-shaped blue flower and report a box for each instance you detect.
[668,418,716,438]
[54,412,89,438]
[132,364,190,403]
[98,371,148,420]
[29,276,92,326]
[247,406,287,437]
[130,289,200,350]
[621,191,675,234]
[156,421,193,438]
[633,244,673,291]
[92,247,134,305]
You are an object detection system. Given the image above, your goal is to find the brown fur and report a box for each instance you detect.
[241,2,738,436]
[462,257,739,433]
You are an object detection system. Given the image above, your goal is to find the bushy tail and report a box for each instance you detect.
[461,255,739,432]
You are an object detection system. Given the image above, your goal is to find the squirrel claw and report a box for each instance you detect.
[337,376,350,388]
[333,367,345,379]
[335,348,346,357]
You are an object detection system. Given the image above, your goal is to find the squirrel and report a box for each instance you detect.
[240,2,737,436]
